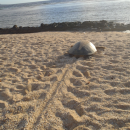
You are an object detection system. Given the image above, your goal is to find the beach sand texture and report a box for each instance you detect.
[0,31,130,129]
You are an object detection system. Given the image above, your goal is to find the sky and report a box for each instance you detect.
[0,0,46,4]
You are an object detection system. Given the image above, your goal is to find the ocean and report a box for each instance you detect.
[0,0,130,28]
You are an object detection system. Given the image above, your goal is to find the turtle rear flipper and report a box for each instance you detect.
[96,46,105,53]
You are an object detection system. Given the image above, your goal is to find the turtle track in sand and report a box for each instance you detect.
[24,67,70,129]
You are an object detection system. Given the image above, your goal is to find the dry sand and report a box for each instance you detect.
[0,31,130,130]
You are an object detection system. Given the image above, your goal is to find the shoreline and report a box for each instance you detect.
[1,20,130,34]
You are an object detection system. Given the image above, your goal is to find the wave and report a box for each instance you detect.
[0,1,51,10]
[0,0,77,9]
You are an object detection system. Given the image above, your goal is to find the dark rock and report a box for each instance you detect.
[126,24,130,30]
[13,25,18,29]
[52,22,68,31]
[107,22,114,29]
[0,21,130,34]
[114,23,125,31]
[66,22,81,29]
[81,21,93,28]
[19,26,23,29]
[99,20,108,28]
[100,20,107,24]
[40,23,44,28]
[57,22,68,30]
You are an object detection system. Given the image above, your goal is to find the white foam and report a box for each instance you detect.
[123,30,130,33]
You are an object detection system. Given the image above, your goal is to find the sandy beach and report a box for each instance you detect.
[0,31,130,130]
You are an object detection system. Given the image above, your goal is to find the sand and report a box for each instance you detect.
[0,31,130,130]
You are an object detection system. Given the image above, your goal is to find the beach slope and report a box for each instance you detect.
[0,31,130,129]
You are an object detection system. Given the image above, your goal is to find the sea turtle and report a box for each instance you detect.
[67,40,105,57]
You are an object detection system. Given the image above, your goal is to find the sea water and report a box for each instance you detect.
[0,0,130,28]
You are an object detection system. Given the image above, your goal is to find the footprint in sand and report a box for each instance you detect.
[8,67,20,72]
[62,99,85,116]
[27,83,45,91]
[109,60,119,64]
[0,89,12,101]
[0,101,7,109]
[67,86,90,98]
[16,84,26,95]
[70,78,82,86]
[28,65,37,69]
[119,88,130,94]
[50,76,58,82]
[105,75,116,80]
[72,70,83,77]
[56,111,83,129]
[17,118,28,129]
[107,118,128,128]
[102,65,115,70]
[110,81,120,87]
[80,61,93,67]
[76,65,88,71]
[114,104,130,110]
[44,70,55,76]
[114,67,126,72]
[23,91,47,101]
[73,125,90,130]
[0,57,7,60]
[104,88,117,95]
[124,81,130,87]
[122,56,130,59]
[89,96,102,102]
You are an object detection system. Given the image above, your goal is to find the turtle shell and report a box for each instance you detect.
[68,41,97,56]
